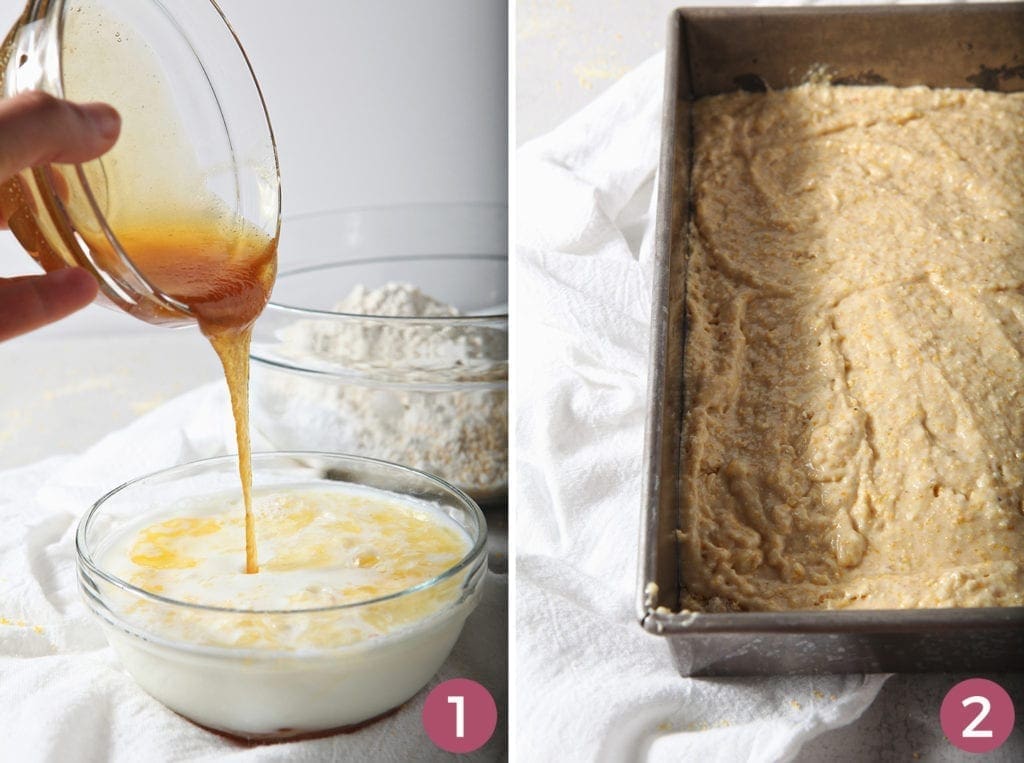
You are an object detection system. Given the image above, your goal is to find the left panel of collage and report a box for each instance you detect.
[0,1,508,760]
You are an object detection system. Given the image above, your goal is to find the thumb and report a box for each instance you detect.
[0,91,120,181]
[0,267,98,342]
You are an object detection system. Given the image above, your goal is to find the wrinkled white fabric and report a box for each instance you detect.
[0,383,507,762]
[514,52,887,762]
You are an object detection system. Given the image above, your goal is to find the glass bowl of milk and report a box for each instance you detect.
[76,451,487,740]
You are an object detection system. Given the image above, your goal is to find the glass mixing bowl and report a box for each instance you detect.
[0,0,280,325]
[76,451,487,740]
[250,206,509,505]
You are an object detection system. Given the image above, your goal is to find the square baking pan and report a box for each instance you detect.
[638,3,1024,676]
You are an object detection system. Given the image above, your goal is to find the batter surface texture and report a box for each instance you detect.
[681,84,1024,611]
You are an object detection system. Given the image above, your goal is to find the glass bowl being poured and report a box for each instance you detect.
[0,0,281,328]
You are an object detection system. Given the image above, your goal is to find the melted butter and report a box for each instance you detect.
[83,220,277,575]
[106,486,472,649]
[129,517,222,570]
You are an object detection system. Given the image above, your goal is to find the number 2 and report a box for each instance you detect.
[962,695,994,739]
[448,695,465,738]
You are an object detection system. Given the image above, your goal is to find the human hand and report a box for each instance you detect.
[0,91,120,342]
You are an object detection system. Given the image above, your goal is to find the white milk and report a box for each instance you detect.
[91,483,483,738]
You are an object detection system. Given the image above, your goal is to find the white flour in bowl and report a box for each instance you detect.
[253,283,508,502]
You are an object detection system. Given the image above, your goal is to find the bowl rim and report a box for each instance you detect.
[75,450,488,616]
[266,254,509,323]
[284,200,506,220]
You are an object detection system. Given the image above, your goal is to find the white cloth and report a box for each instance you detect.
[0,383,507,762]
[514,53,888,762]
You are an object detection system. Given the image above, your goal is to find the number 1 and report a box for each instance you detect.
[962,695,993,738]
[448,695,465,738]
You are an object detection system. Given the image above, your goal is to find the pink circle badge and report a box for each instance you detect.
[940,678,1015,753]
[422,678,498,754]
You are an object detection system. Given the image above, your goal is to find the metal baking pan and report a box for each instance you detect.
[638,3,1024,676]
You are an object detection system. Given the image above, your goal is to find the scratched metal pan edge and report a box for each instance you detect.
[638,3,1024,676]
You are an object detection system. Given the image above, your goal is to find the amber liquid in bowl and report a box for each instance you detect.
[108,222,278,574]
[0,193,278,572]
[0,1,279,572]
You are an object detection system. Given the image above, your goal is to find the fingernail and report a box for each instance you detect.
[85,103,121,140]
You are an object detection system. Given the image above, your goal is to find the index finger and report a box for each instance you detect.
[0,91,120,183]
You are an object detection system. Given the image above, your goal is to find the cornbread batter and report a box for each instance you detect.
[681,84,1024,611]
[102,486,472,648]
